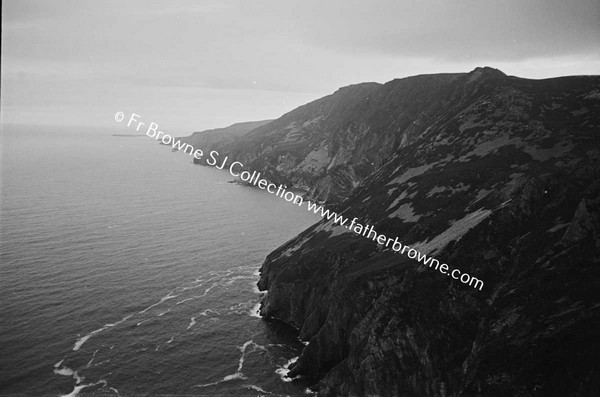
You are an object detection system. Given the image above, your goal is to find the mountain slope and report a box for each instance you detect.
[208,71,513,203]
[255,69,600,396]
[179,120,272,154]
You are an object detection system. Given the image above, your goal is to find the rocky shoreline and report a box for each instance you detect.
[254,69,600,396]
[183,67,600,395]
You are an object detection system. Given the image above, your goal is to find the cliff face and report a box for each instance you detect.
[206,71,516,203]
[180,120,272,154]
[256,69,600,396]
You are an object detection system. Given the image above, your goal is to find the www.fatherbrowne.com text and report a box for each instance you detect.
[115,112,484,291]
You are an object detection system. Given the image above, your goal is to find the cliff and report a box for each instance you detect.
[179,119,272,156]
[202,72,508,203]
[255,68,600,396]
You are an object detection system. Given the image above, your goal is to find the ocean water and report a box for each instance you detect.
[0,125,320,396]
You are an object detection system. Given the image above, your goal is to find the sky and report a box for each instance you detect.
[2,0,599,134]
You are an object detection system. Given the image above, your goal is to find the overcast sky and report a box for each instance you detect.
[2,0,599,133]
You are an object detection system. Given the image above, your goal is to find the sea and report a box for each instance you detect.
[0,124,321,396]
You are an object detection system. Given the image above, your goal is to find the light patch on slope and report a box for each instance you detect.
[458,116,491,133]
[467,189,492,209]
[583,89,600,100]
[426,183,469,198]
[548,222,570,233]
[542,101,562,111]
[458,126,572,163]
[275,234,312,259]
[275,219,352,259]
[326,147,353,171]
[387,189,410,210]
[389,203,421,222]
[522,140,574,161]
[571,108,588,116]
[388,164,435,186]
[302,115,322,127]
[311,219,353,238]
[458,135,522,162]
[284,122,303,141]
[411,208,492,254]
[296,145,330,174]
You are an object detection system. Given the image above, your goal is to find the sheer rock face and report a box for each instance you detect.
[254,68,600,396]
[205,70,513,203]
[179,120,272,153]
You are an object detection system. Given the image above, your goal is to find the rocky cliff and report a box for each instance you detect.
[254,68,600,396]
[203,71,513,203]
[180,119,272,155]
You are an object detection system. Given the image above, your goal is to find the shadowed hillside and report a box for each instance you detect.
[246,68,600,396]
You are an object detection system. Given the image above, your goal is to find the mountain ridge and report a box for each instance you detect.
[198,67,594,205]
[245,68,600,396]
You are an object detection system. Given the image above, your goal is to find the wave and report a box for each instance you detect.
[186,317,196,330]
[53,362,82,385]
[193,340,266,388]
[73,315,132,351]
[138,292,178,314]
[54,361,111,397]
[59,265,288,394]
[249,302,261,318]
[275,356,299,383]
[200,309,219,316]
[175,297,195,305]
[157,308,171,317]
[86,349,99,367]
[60,380,107,397]
[246,384,273,394]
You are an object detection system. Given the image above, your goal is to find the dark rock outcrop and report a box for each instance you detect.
[255,68,600,396]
